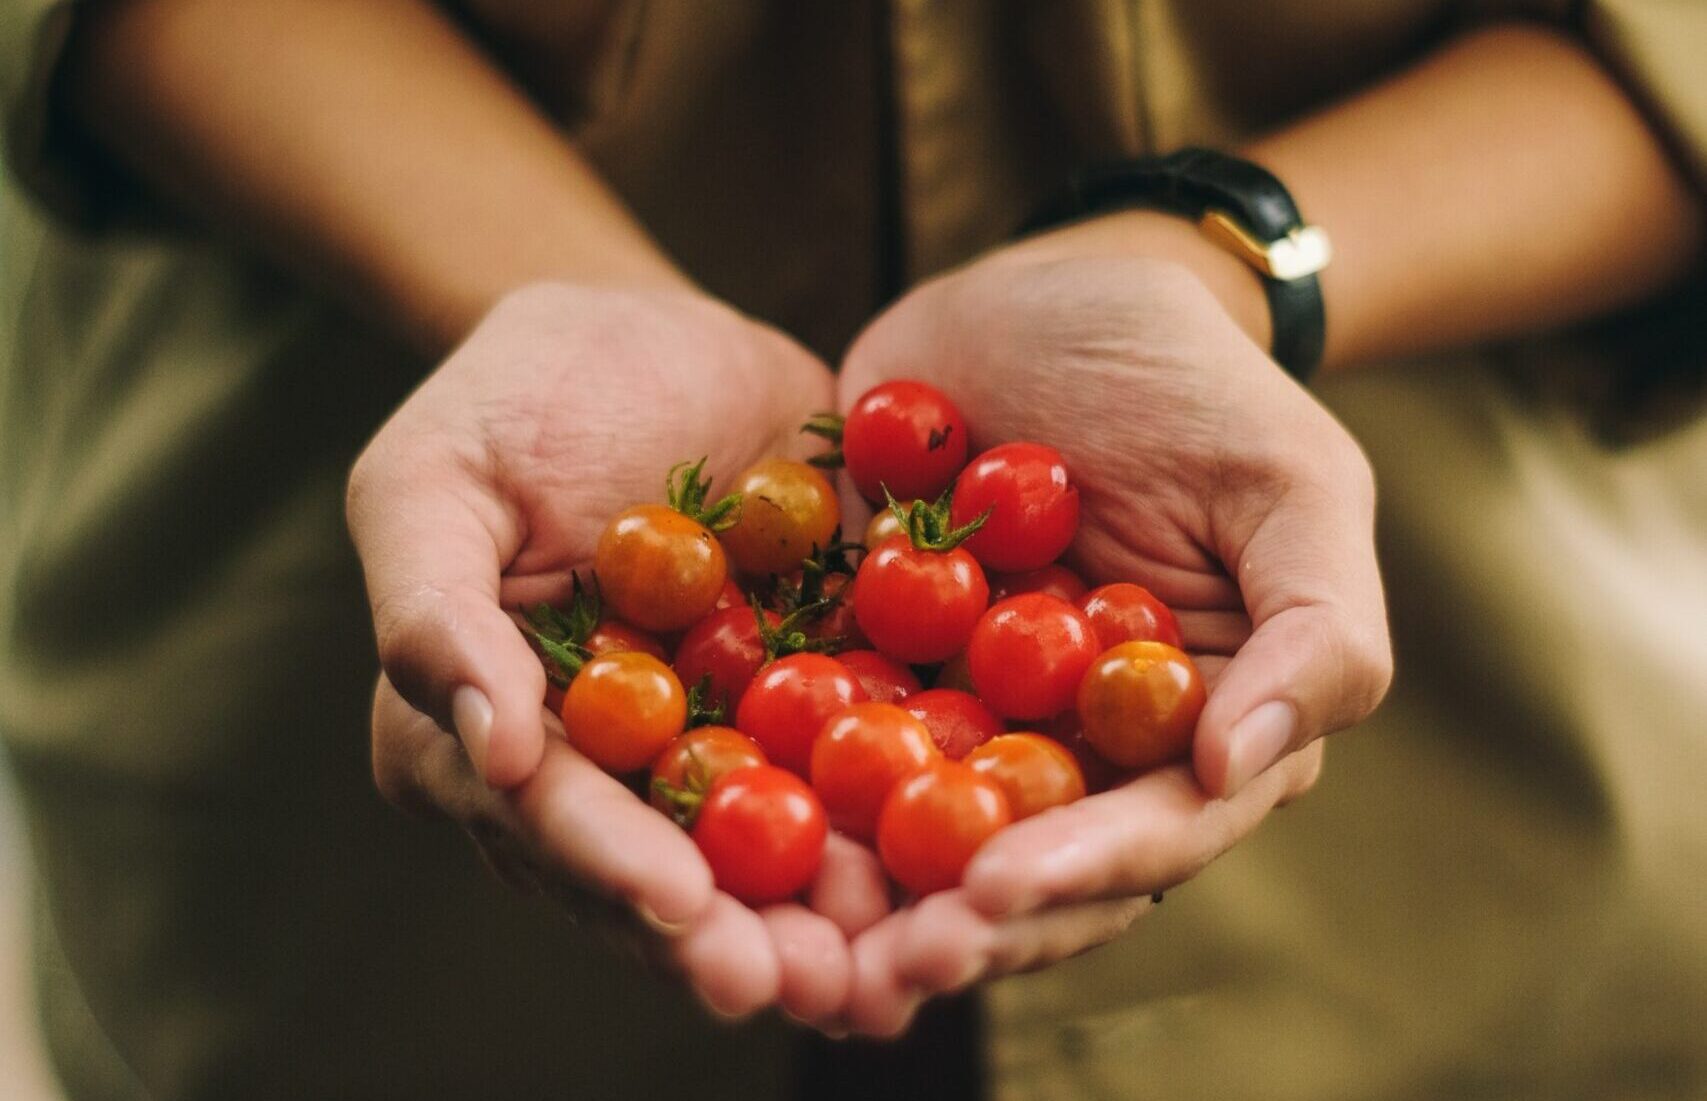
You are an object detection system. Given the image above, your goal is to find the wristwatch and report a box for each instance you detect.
[1023,147,1331,382]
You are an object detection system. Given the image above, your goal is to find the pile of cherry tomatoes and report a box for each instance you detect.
[526,381,1204,906]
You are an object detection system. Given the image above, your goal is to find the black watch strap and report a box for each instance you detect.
[1024,148,1328,382]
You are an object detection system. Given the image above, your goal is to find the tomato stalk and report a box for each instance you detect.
[650,745,715,828]
[666,457,742,532]
[684,675,726,729]
[771,534,862,617]
[883,486,991,552]
[800,411,845,470]
[751,593,845,661]
[523,571,602,684]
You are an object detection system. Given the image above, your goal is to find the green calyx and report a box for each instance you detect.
[751,592,844,662]
[772,532,862,617]
[667,457,742,532]
[884,485,991,552]
[524,571,601,684]
[684,675,726,730]
[651,744,714,829]
[800,412,845,470]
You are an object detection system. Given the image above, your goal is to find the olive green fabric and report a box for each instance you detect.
[3,2,1705,1099]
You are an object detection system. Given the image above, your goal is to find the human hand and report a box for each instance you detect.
[827,236,1391,1032]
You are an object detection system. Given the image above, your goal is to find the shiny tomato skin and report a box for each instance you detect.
[649,726,768,815]
[968,594,1101,721]
[1077,641,1206,770]
[735,653,868,775]
[853,536,989,664]
[560,652,687,772]
[693,766,827,906]
[863,506,908,551]
[720,459,841,578]
[810,702,939,841]
[584,620,669,661]
[949,442,1079,573]
[966,733,1086,820]
[842,380,970,504]
[834,649,922,704]
[877,760,1011,896]
[1079,583,1183,650]
[988,564,1088,606]
[713,578,747,612]
[673,604,780,715]
[596,504,728,632]
[903,688,1004,760]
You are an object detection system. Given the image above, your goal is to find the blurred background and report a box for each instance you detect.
[1,758,61,1099]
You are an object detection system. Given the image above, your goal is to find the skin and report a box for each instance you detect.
[67,1,1703,1037]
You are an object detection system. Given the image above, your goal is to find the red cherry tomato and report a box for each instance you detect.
[673,604,780,715]
[1079,583,1183,650]
[965,733,1086,820]
[842,380,969,504]
[877,760,1011,896]
[949,442,1079,573]
[583,620,669,661]
[719,459,841,578]
[810,702,939,841]
[903,688,1004,760]
[649,726,768,818]
[853,535,989,663]
[1076,641,1206,770]
[693,765,827,906]
[713,578,747,611]
[834,649,922,704]
[735,653,868,775]
[988,563,1088,606]
[968,593,1101,721]
[560,652,687,772]
[595,504,729,632]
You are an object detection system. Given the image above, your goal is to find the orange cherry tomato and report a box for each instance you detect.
[560,651,687,772]
[650,725,768,818]
[1076,641,1206,770]
[595,504,728,633]
[810,702,939,842]
[877,759,1011,896]
[583,620,668,661]
[719,459,840,578]
[863,506,909,550]
[965,734,1086,820]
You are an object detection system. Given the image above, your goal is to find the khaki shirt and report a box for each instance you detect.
[3,2,1705,1098]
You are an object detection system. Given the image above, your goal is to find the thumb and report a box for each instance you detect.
[1193,465,1393,799]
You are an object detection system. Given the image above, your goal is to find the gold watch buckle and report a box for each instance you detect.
[1199,209,1332,281]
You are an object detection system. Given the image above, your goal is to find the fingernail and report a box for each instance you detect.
[1221,701,1297,797]
[634,901,690,938]
[451,685,493,775]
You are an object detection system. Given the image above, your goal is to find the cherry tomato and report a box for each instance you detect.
[903,688,1004,759]
[673,604,780,715]
[853,535,989,663]
[949,442,1079,573]
[693,765,827,906]
[1076,641,1206,770]
[735,653,868,775]
[649,726,768,818]
[800,572,867,649]
[988,564,1088,606]
[560,652,687,772]
[1042,711,1126,794]
[583,620,668,661]
[810,702,939,841]
[1080,583,1183,650]
[966,734,1086,820]
[835,649,921,704]
[719,459,840,578]
[842,380,969,504]
[863,506,909,551]
[596,504,728,632]
[877,760,1011,896]
[713,578,747,611]
[968,593,1100,721]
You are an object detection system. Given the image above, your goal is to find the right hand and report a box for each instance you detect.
[347,283,877,1018]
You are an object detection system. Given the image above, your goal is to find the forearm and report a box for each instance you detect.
[61,0,688,351]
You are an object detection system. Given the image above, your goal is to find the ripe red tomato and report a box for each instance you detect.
[800,572,866,649]
[649,726,768,819]
[903,688,1004,760]
[1080,583,1183,650]
[713,578,747,611]
[842,380,969,504]
[736,653,868,775]
[583,620,668,661]
[853,535,989,663]
[877,760,1011,896]
[673,604,780,715]
[834,649,921,704]
[560,652,687,772]
[965,734,1086,820]
[949,442,1079,573]
[596,504,728,632]
[810,702,939,841]
[988,564,1088,606]
[1077,641,1206,770]
[693,765,827,906]
[719,459,841,578]
[968,593,1100,721]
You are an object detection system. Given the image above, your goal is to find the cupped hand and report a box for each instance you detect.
[347,282,878,1018]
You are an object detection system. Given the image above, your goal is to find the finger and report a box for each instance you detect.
[348,444,545,788]
[893,889,1151,993]
[808,833,893,937]
[845,912,923,1038]
[764,904,853,1025]
[1196,463,1393,799]
[670,892,782,1020]
[1173,609,1253,656]
[961,749,1322,917]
